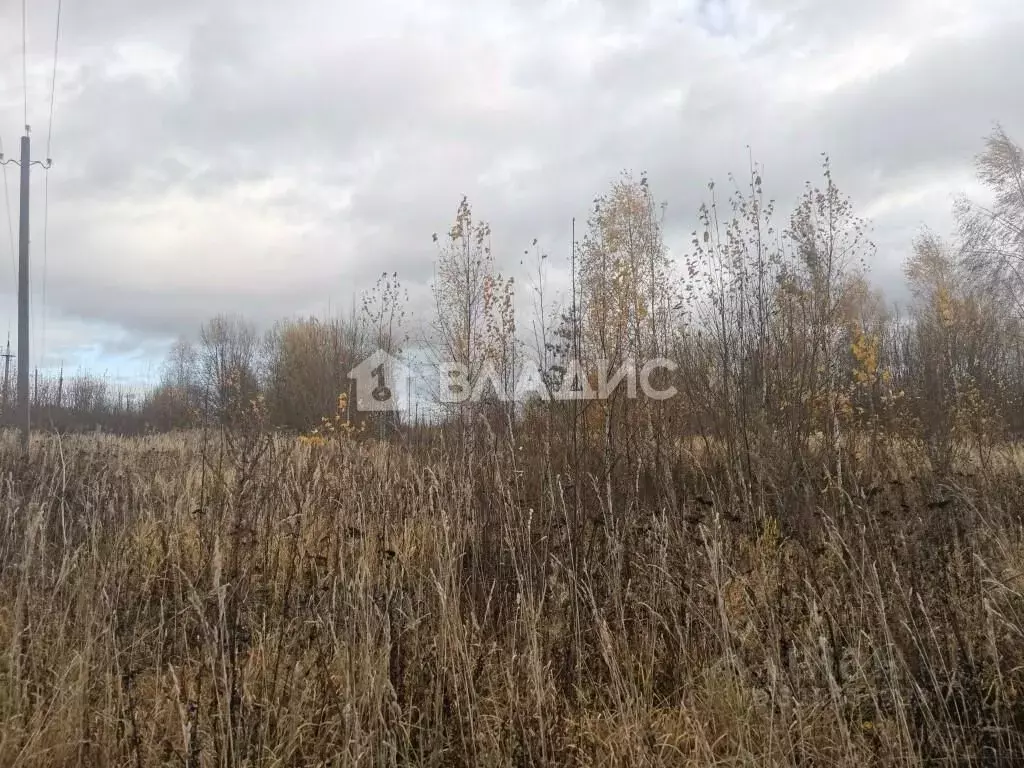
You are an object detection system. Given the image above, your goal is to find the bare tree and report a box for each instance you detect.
[429,196,495,420]
[362,271,409,357]
[198,314,261,426]
[523,239,561,398]
[958,124,1024,315]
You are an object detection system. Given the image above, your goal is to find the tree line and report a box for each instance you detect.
[17,125,1023,471]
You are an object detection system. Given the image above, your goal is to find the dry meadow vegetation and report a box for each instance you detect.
[1,428,1024,767]
[3,129,1024,765]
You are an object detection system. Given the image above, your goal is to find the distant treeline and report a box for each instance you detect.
[14,126,1024,466]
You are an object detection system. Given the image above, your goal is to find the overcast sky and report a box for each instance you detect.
[0,0,1021,384]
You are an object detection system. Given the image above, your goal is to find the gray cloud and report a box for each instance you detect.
[0,0,1020,376]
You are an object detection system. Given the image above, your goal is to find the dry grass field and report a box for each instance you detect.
[0,427,1023,766]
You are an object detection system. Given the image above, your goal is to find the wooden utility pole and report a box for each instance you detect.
[18,136,30,450]
[0,131,53,451]
[0,131,51,450]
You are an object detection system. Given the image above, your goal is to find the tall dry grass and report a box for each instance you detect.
[0,426,1023,766]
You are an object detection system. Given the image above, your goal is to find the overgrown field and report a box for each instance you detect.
[1,429,1024,766]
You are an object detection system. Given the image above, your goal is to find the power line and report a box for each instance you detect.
[40,0,63,371]
[46,0,63,160]
[22,0,33,372]
[0,138,15,292]
[22,0,28,129]
[0,0,56,449]
[40,171,50,370]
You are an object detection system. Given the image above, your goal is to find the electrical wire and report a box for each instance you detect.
[39,0,63,372]
[0,139,15,348]
[40,171,50,370]
[46,0,62,161]
[22,0,28,129]
[0,138,15,287]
